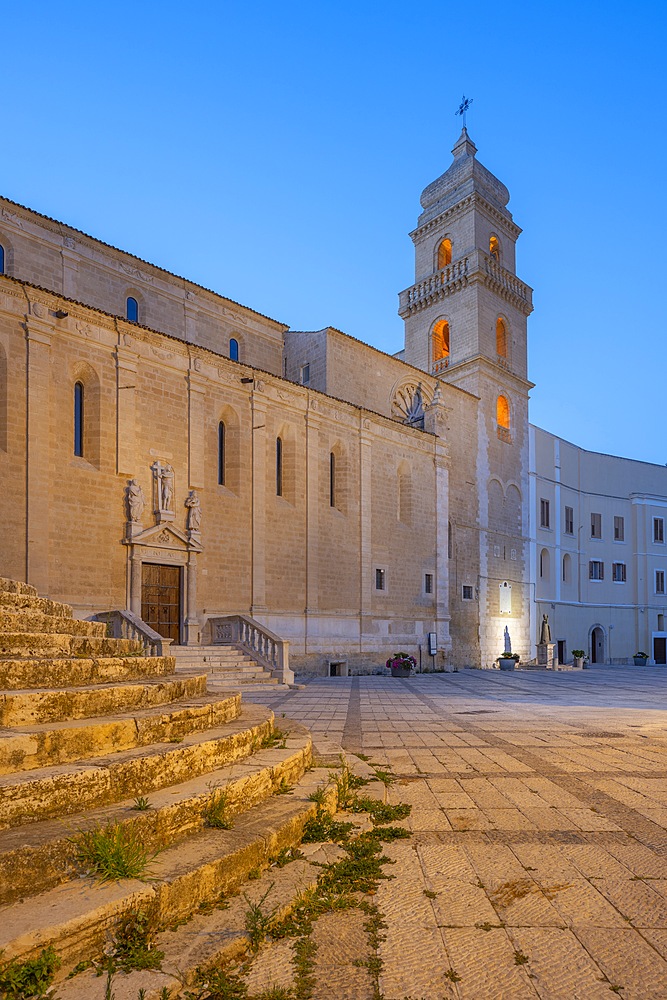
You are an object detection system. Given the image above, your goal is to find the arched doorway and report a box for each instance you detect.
[591,626,605,663]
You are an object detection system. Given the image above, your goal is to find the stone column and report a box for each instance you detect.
[187,369,206,490]
[184,551,200,644]
[251,392,267,614]
[358,418,374,652]
[115,346,137,477]
[304,404,321,650]
[25,313,52,594]
[129,550,142,616]
[424,391,452,654]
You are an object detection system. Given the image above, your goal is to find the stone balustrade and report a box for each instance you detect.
[399,251,532,316]
[92,609,173,656]
[207,614,293,685]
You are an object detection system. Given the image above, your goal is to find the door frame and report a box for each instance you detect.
[141,561,183,645]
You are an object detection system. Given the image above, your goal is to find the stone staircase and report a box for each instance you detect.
[169,644,280,687]
[0,576,335,998]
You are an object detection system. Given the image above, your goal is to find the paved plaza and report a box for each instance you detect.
[247,666,667,999]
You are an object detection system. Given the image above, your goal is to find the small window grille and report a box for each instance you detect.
[462,585,474,600]
[424,573,433,595]
[375,568,386,591]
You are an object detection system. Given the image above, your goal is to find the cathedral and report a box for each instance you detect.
[0,128,665,672]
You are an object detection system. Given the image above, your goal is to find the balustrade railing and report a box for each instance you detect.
[92,610,172,656]
[481,253,530,303]
[431,357,450,375]
[399,251,532,316]
[206,614,292,684]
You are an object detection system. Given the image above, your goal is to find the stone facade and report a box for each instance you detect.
[2,129,661,673]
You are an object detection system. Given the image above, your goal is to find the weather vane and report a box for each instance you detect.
[455,94,473,128]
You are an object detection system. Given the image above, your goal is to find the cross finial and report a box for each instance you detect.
[455,94,473,128]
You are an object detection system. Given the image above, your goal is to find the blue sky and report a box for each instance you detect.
[5,2,667,464]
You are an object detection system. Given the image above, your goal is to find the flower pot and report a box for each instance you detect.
[390,662,412,677]
[573,656,585,669]
[633,656,648,666]
[498,658,515,671]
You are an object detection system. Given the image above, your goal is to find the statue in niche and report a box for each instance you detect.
[185,490,202,532]
[151,461,175,511]
[503,625,512,654]
[540,614,551,644]
[126,479,146,522]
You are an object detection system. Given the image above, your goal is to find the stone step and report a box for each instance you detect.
[0,721,312,905]
[0,765,333,972]
[0,591,74,618]
[0,634,145,659]
[0,699,272,830]
[0,654,176,691]
[0,609,105,637]
[0,693,243,775]
[0,673,209,727]
[0,577,38,598]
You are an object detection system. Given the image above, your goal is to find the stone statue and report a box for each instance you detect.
[540,614,551,644]
[126,479,146,522]
[185,490,202,532]
[503,625,511,654]
[160,464,175,511]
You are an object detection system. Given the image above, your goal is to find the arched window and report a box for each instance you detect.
[0,244,5,275]
[539,547,550,580]
[74,381,84,457]
[218,421,226,486]
[497,395,510,431]
[437,238,452,269]
[126,297,139,323]
[496,318,507,358]
[329,452,336,507]
[489,235,500,261]
[276,437,283,496]
[432,320,450,368]
[563,553,572,584]
[229,338,239,362]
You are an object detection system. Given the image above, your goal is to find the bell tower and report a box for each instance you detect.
[399,128,534,667]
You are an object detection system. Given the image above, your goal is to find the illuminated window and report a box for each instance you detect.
[218,421,225,485]
[74,381,84,457]
[229,338,239,362]
[0,244,4,274]
[432,320,450,364]
[496,395,510,438]
[276,437,283,496]
[496,317,507,358]
[437,238,452,269]
[126,297,138,323]
[489,235,500,261]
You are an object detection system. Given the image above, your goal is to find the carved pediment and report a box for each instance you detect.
[123,522,202,553]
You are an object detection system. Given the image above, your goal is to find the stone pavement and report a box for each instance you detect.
[245,666,667,999]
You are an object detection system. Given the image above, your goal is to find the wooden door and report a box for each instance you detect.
[141,563,181,644]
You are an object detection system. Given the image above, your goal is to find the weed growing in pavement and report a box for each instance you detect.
[71,821,159,882]
[423,889,437,899]
[247,867,261,880]
[445,968,462,982]
[269,847,304,868]
[260,728,287,750]
[514,951,529,965]
[274,778,292,795]
[99,909,164,974]
[132,795,151,811]
[182,966,249,998]
[347,796,411,826]
[244,885,279,950]
[203,785,233,829]
[301,809,354,844]
[0,946,60,999]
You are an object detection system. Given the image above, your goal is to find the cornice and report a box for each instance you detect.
[410,193,522,245]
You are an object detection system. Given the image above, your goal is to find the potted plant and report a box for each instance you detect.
[633,651,649,666]
[386,652,416,677]
[498,652,520,671]
[572,649,586,668]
